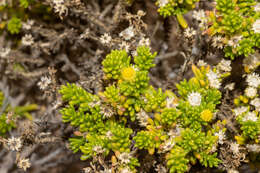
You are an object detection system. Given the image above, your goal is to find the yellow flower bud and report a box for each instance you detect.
[121,66,136,81]
[200,109,213,122]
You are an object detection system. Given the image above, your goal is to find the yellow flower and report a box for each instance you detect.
[121,66,136,81]
[200,109,213,122]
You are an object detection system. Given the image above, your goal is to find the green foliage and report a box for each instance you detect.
[19,0,34,8]
[0,91,37,136]
[206,0,260,59]
[60,47,228,172]
[7,17,22,34]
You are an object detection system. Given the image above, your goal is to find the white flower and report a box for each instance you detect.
[167,124,182,138]
[100,106,114,118]
[7,137,22,151]
[17,158,31,171]
[158,0,169,7]
[83,167,92,173]
[37,76,51,90]
[92,145,105,154]
[0,47,11,58]
[184,27,196,38]
[250,98,260,111]
[246,73,260,88]
[120,167,132,173]
[193,10,206,22]
[161,138,175,152]
[254,3,260,12]
[100,33,112,45]
[212,36,224,49]
[54,3,68,17]
[136,109,149,127]
[227,169,239,173]
[119,41,130,52]
[188,92,202,106]
[217,59,232,72]
[224,83,235,91]
[206,70,221,89]
[197,60,207,67]
[252,19,260,34]
[230,142,240,155]
[228,35,243,48]
[242,111,258,122]
[21,34,34,46]
[233,106,248,117]
[53,0,64,4]
[243,51,260,71]
[214,130,226,144]
[119,26,135,40]
[245,87,257,98]
[138,37,150,47]
[105,131,113,139]
[118,152,132,164]
[246,144,260,152]
[22,20,34,30]
[155,164,167,173]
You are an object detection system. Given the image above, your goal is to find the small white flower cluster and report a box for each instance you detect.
[245,87,257,98]
[0,47,11,58]
[52,0,68,18]
[184,27,196,38]
[37,76,51,90]
[92,145,105,154]
[136,109,149,127]
[214,130,226,144]
[197,60,208,67]
[21,34,34,46]
[212,35,224,49]
[138,37,150,47]
[250,98,260,112]
[227,35,243,48]
[22,20,34,30]
[217,59,232,72]
[161,138,175,153]
[17,158,31,171]
[252,19,260,34]
[206,70,221,89]
[192,10,208,29]
[119,26,135,41]
[233,106,248,117]
[230,142,240,155]
[100,33,112,45]
[242,111,258,122]
[254,3,260,12]
[118,152,132,164]
[120,167,132,173]
[7,137,22,151]
[246,144,260,152]
[188,92,202,106]
[246,72,260,88]
[119,41,130,52]
[158,0,169,7]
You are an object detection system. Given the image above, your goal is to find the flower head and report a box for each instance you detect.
[119,26,135,40]
[200,109,213,122]
[17,158,31,171]
[136,109,149,127]
[230,142,240,155]
[245,87,257,98]
[214,130,226,144]
[233,106,248,117]
[246,73,260,88]
[217,59,232,72]
[188,92,202,106]
[250,98,260,111]
[207,70,221,89]
[242,111,258,122]
[7,137,22,151]
[100,33,112,45]
[158,0,169,7]
[21,34,34,46]
[212,36,224,49]
[121,66,136,81]
[184,27,196,38]
[118,152,132,164]
[37,76,51,90]
[252,19,260,34]
[0,47,11,58]
[246,144,260,152]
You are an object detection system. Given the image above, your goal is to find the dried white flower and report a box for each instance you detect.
[83,167,92,173]
[245,87,257,98]
[217,59,232,72]
[53,0,64,4]
[184,27,196,38]
[207,70,221,89]
[37,76,51,90]
[119,41,130,52]
[0,47,11,58]
[193,10,206,22]
[155,164,167,173]
[246,73,260,88]
[138,37,150,47]
[214,130,226,144]
[92,145,105,154]
[250,98,260,111]
[243,51,260,71]
[17,158,31,171]
[252,19,260,34]
[120,167,132,173]
[188,92,202,106]
[227,169,239,173]
[119,26,135,40]
[100,33,112,45]
[197,60,207,67]
[100,106,114,118]
[136,109,149,127]
[118,152,132,164]
[158,0,169,7]
[21,34,34,46]
[212,36,224,49]
[22,20,34,30]
[161,138,175,152]
[54,3,68,17]
[167,125,182,138]
[228,35,243,48]
[254,3,260,12]
[80,28,90,39]
[246,144,260,152]
[224,83,235,91]
[230,142,240,155]
[242,111,258,122]
[7,137,22,151]
[233,106,248,117]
